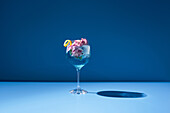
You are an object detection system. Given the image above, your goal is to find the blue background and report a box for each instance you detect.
[0,0,170,81]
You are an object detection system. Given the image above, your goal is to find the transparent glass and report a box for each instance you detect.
[66,44,90,94]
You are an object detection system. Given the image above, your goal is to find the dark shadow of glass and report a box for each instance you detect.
[96,91,147,98]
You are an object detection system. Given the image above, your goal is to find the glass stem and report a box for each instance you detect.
[76,68,80,89]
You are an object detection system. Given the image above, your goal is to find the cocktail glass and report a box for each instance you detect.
[65,40,90,94]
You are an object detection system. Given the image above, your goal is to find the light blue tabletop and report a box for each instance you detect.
[0,82,170,113]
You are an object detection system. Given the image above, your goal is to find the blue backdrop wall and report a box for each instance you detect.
[0,0,170,81]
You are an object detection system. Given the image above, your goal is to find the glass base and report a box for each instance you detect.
[69,88,88,94]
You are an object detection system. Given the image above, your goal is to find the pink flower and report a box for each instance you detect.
[72,46,78,52]
[72,47,83,57]
[73,40,81,46]
[67,45,72,52]
[80,38,88,45]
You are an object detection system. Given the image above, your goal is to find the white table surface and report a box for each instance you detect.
[0,82,170,113]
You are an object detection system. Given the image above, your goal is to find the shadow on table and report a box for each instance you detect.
[88,91,147,98]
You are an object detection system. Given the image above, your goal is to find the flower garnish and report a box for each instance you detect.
[64,38,88,60]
